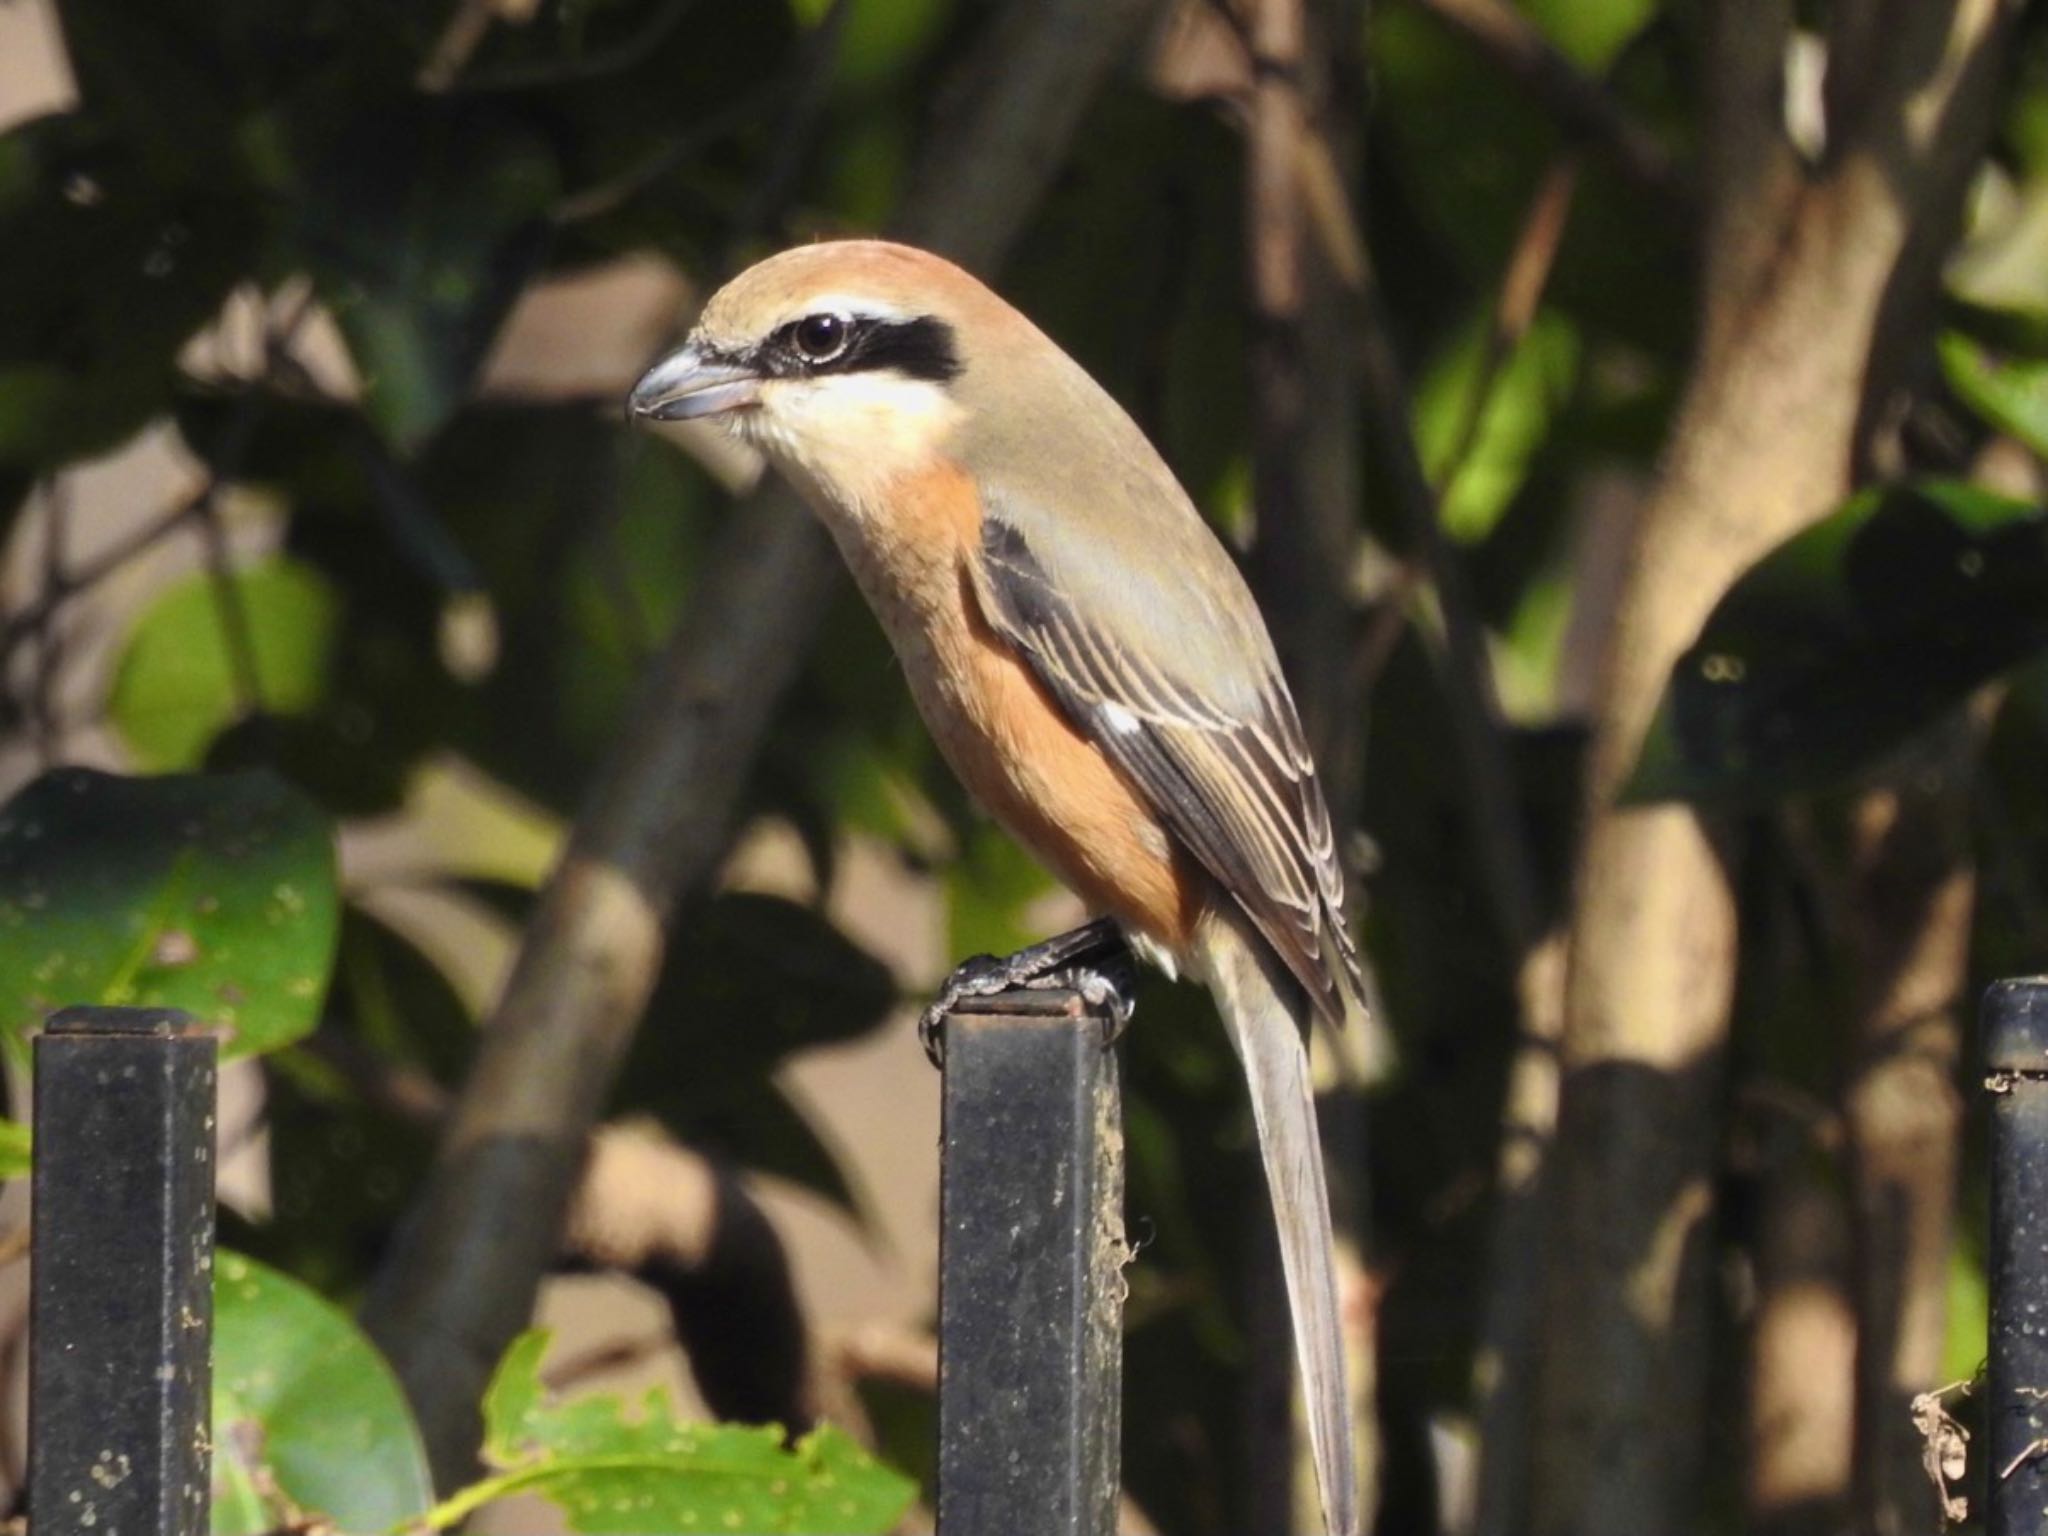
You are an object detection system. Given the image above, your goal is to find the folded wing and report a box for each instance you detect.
[972,505,1362,1027]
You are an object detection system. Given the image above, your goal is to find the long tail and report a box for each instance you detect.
[1199,907,1361,1536]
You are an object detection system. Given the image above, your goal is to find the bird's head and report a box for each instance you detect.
[630,240,992,510]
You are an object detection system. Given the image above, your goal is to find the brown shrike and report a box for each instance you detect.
[631,240,1367,1535]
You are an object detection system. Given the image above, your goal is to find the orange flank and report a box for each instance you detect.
[853,460,1203,955]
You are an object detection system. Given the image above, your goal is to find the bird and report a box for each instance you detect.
[630,239,1368,1536]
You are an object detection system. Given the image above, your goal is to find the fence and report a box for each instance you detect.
[23,991,1125,1536]
[25,981,2048,1534]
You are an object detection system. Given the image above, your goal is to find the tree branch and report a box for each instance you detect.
[1843,715,1982,1536]
[359,0,1171,1487]
[1532,6,2019,1534]
[312,1024,816,1429]
[1743,1110,1854,1532]
[1696,0,1801,349]
[1449,154,1579,1536]
[1239,3,1388,1524]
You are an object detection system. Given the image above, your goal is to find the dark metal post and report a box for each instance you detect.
[30,1007,217,1536]
[1986,978,2048,1533]
[936,991,1124,1536]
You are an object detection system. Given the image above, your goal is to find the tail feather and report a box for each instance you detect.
[1200,908,1362,1536]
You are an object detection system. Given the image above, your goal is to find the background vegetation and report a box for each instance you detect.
[3,0,2048,1530]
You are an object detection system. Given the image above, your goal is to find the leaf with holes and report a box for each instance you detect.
[212,1250,432,1536]
[417,1330,915,1534]
[1627,480,2048,804]
[0,769,338,1060]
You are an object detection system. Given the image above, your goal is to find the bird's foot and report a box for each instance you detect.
[918,917,1137,1066]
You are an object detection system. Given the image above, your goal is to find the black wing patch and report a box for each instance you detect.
[977,517,1363,1025]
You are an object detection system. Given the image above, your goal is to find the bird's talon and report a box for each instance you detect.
[918,953,1009,1068]
[917,1003,948,1069]
[919,924,1137,1067]
[1039,954,1137,1043]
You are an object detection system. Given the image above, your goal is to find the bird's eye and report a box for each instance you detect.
[792,313,850,363]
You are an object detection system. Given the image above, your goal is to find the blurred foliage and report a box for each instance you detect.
[615,890,899,1219]
[8,0,2048,1531]
[0,1117,30,1180]
[1630,481,2048,804]
[0,768,337,1061]
[213,1264,912,1536]
[110,559,342,770]
[213,1249,434,1535]
[429,1329,916,1533]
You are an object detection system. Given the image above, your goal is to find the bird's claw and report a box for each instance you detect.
[1055,951,1138,1045]
[918,924,1138,1067]
[918,953,1009,1065]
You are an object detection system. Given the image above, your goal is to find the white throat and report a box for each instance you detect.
[732,372,964,522]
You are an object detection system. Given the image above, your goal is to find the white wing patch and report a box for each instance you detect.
[1099,701,1142,735]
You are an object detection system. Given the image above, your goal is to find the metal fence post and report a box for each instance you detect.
[936,990,1125,1536]
[30,1006,217,1536]
[1986,977,2048,1534]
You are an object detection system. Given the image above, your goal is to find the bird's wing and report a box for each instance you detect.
[970,500,1363,1026]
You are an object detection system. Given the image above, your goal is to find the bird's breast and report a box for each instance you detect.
[825,463,1202,955]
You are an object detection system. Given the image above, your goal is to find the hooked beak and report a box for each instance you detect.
[628,346,761,422]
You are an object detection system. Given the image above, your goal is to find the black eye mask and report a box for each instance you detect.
[741,314,964,384]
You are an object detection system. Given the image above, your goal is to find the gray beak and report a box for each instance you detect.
[628,346,762,422]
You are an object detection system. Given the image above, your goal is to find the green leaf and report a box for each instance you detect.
[421,1329,915,1534]
[286,100,559,451]
[1518,0,1658,71]
[1939,329,2048,457]
[1947,176,2048,344]
[1627,480,2048,804]
[0,1118,31,1180]
[212,1250,432,1536]
[109,559,342,772]
[790,0,949,93]
[1369,1,1687,355]
[946,823,1057,962]
[0,769,339,1060]
[1942,1238,1989,1384]
[1414,307,1581,543]
[43,1,241,174]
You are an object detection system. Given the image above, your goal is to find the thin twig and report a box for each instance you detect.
[193,491,263,716]
[0,500,197,661]
[1434,157,1579,514]
[539,1330,678,1391]
[1204,7,1545,953]
[185,296,325,719]
[583,444,655,665]
[452,0,703,94]
[552,85,783,226]
[1452,164,1582,1536]
[1239,3,1341,1520]
[1356,248,1542,952]
[1404,0,1688,217]
[0,288,323,674]
[31,479,68,764]
[730,0,856,252]
[419,0,503,92]
[418,0,549,92]
[1348,569,1418,705]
